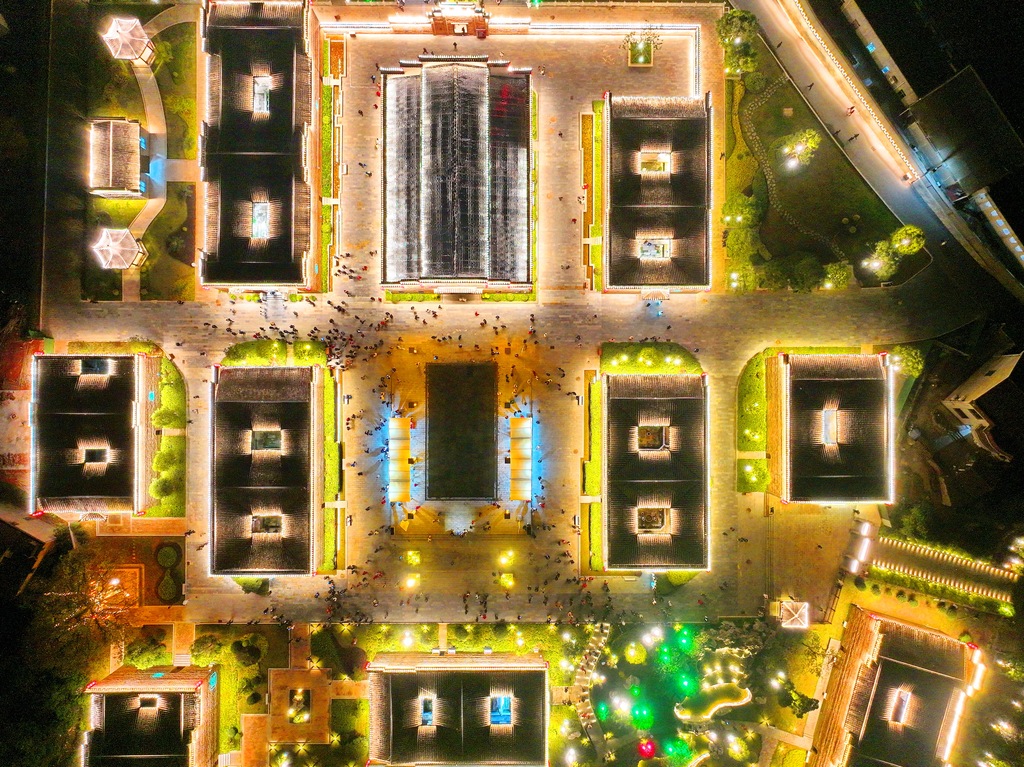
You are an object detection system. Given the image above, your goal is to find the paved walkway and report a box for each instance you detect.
[128,65,167,238]
[36,3,1021,628]
[143,3,196,37]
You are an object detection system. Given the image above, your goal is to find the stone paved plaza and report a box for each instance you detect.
[35,2,1010,632]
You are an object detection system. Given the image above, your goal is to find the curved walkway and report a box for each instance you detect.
[570,623,611,761]
[126,5,199,238]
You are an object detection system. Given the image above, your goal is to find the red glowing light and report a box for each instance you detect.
[638,739,656,759]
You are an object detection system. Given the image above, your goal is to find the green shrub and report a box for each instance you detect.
[231,638,263,667]
[155,542,181,568]
[149,476,175,499]
[823,260,853,290]
[600,342,701,375]
[853,576,867,591]
[743,71,768,94]
[737,459,769,492]
[726,226,761,264]
[788,253,825,293]
[890,224,925,255]
[717,9,759,74]
[870,583,881,596]
[124,631,171,669]
[722,192,763,227]
[896,590,908,602]
[190,634,224,665]
[156,572,181,603]
[889,344,925,377]
[234,577,271,596]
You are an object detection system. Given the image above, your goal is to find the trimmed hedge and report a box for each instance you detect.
[221,340,288,366]
[737,458,769,492]
[600,341,702,375]
[866,565,1013,617]
[583,378,602,496]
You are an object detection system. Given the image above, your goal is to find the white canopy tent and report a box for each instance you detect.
[101,17,155,65]
[91,228,146,269]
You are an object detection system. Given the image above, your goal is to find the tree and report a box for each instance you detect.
[788,253,825,293]
[191,634,225,666]
[780,679,820,717]
[761,258,790,291]
[778,128,821,166]
[29,543,131,649]
[152,405,185,429]
[823,260,853,289]
[890,224,926,255]
[152,40,174,74]
[722,192,762,227]
[867,239,900,280]
[889,344,925,377]
[124,631,171,669]
[716,10,760,75]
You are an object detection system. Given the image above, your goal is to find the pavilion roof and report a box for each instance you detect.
[101,17,151,61]
[91,228,144,269]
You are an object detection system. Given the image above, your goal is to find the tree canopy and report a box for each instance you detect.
[716,10,760,75]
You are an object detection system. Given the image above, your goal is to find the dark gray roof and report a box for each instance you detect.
[86,692,191,767]
[383,62,531,284]
[211,367,313,573]
[370,669,547,765]
[426,363,497,500]
[786,354,890,502]
[846,619,968,767]
[202,2,310,285]
[32,356,136,511]
[606,96,710,289]
[604,374,707,569]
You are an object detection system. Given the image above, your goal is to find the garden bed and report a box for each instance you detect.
[600,342,702,375]
[151,22,197,160]
[736,37,921,289]
[190,624,289,752]
[140,182,195,301]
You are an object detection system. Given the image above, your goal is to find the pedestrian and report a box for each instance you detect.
[806,82,814,90]
[848,133,860,142]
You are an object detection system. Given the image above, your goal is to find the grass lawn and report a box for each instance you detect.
[152,22,197,160]
[141,182,195,301]
[600,341,702,375]
[742,37,904,284]
[82,198,145,301]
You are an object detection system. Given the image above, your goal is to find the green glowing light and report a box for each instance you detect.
[595,701,609,722]
[630,685,641,698]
